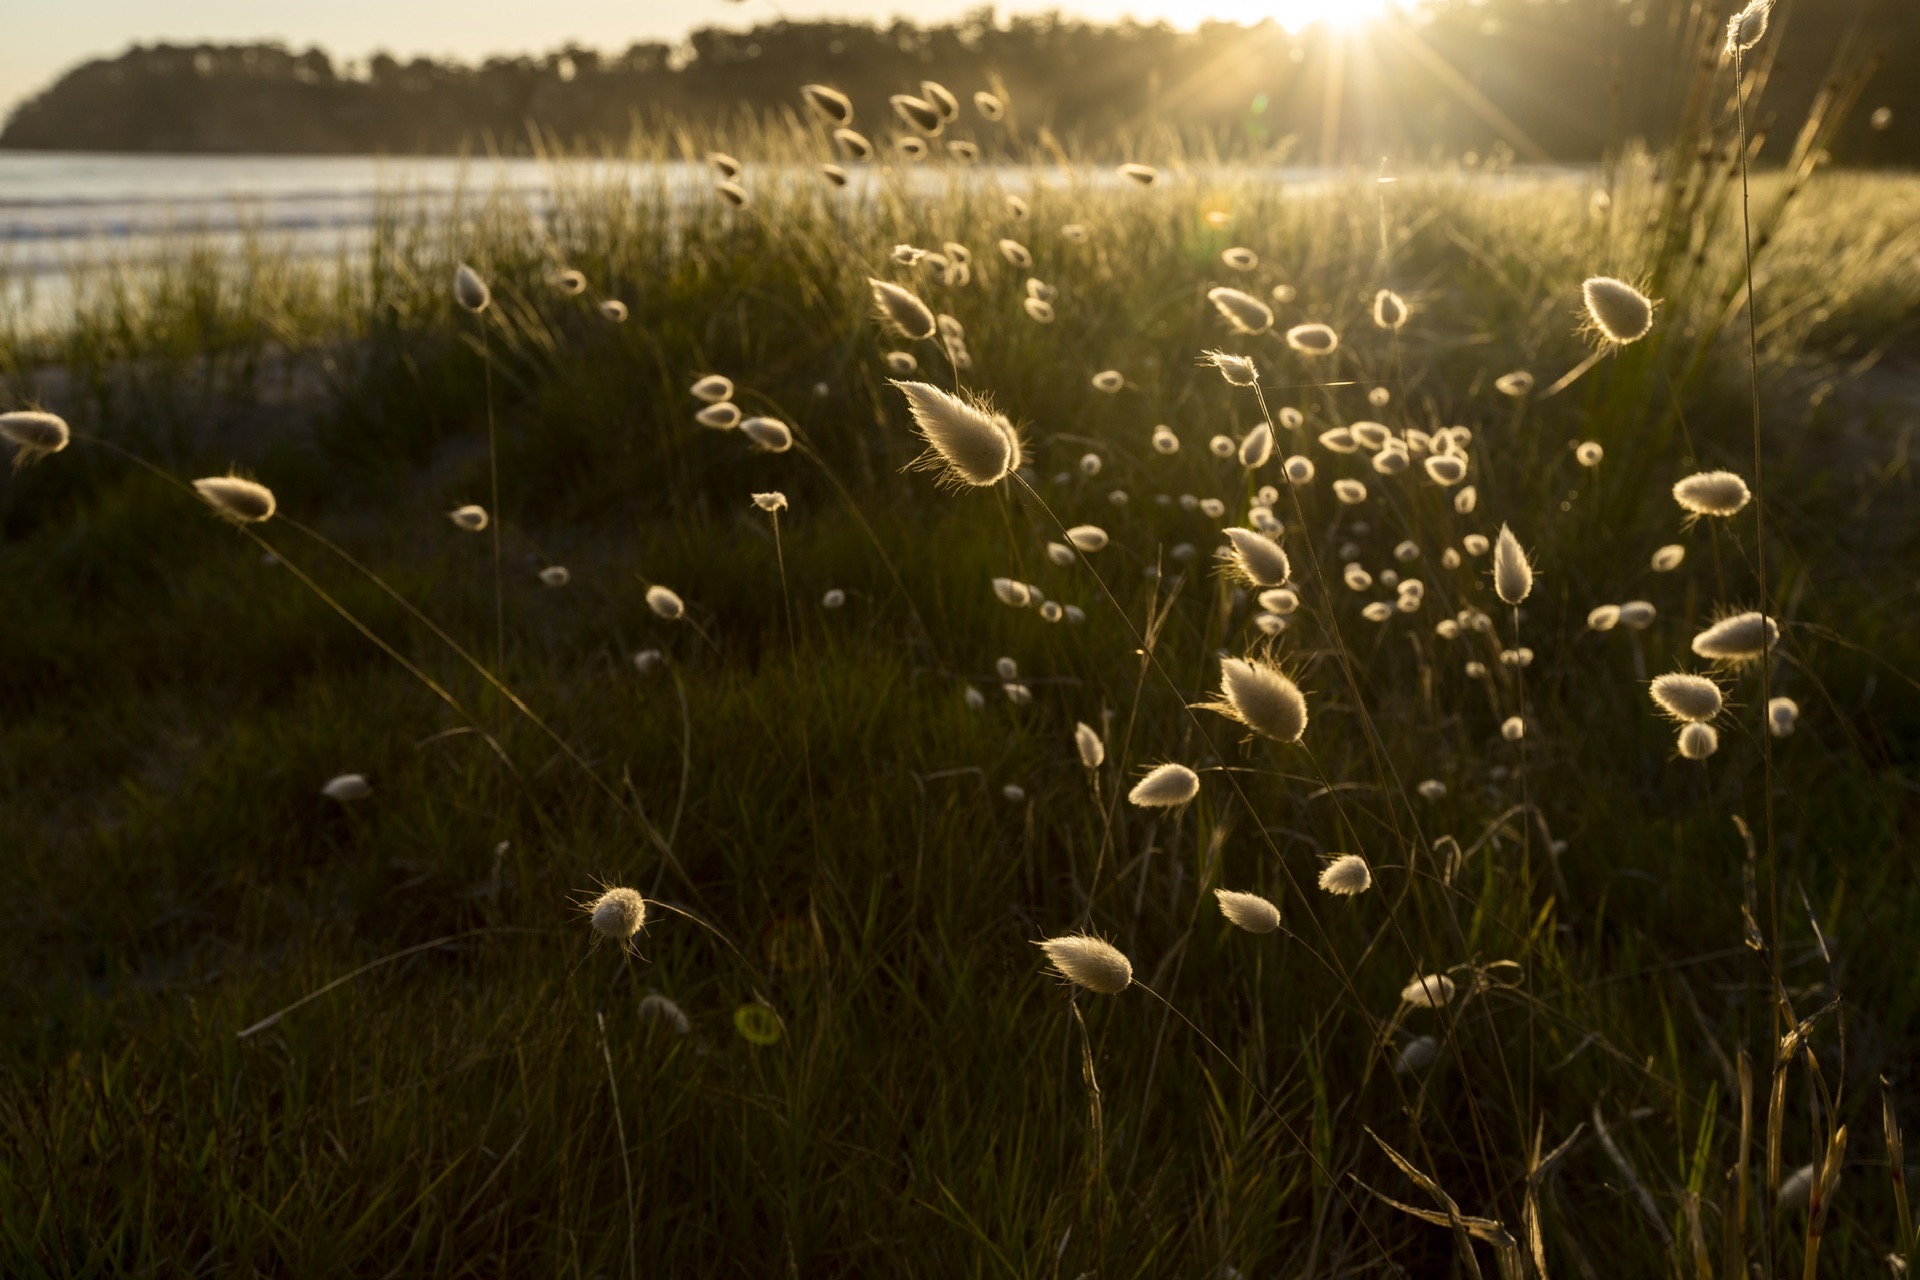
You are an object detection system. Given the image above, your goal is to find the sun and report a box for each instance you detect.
[1079,0,1396,31]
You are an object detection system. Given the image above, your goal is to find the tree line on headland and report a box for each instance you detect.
[1,0,1910,163]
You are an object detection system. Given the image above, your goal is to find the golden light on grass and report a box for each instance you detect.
[1037,934,1132,994]
[1200,656,1308,743]
[1203,350,1259,385]
[1582,276,1655,344]
[891,381,1021,487]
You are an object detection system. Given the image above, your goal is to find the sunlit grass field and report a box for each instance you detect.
[3,96,1919,1277]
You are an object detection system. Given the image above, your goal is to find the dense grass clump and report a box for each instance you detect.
[3,56,1920,1279]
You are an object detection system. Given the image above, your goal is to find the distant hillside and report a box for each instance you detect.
[2,2,1911,161]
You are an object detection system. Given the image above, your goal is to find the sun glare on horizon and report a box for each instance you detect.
[1068,0,1397,31]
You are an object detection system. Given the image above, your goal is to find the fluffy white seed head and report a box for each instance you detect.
[1691,611,1778,663]
[1583,276,1656,344]
[740,417,794,452]
[1576,441,1605,467]
[885,351,918,375]
[1283,455,1315,484]
[1650,672,1724,723]
[1238,424,1274,469]
[868,278,937,341]
[752,491,788,512]
[193,476,277,523]
[1319,854,1373,896]
[890,94,943,133]
[0,410,71,465]
[1207,287,1273,335]
[1673,470,1752,517]
[1652,544,1686,572]
[646,585,686,620]
[1677,722,1720,760]
[992,577,1032,607]
[1220,246,1258,271]
[1065,524,1108,552]
[1372,289,1410,331]
[1726,0,1772,55]
[921,80,960,119]
[1588,604,1621,632]
[819,164,849,187]
[321,773,372,802]
[998,238,1032,268]
[1495,371,1535,397]
[1492,523,1533,605]
[713,181,748,208]
[821,588,846,609]
[1285,323,1340,356]
[1046,542,1075,566]
[833,128,874,160]
[1417,779,1447,800]
[1221,528,1290,587]
[589,887,648,941]
[1258,587,1300,615]
[637,993,691,1034]
[1332,479,1368,505]
[974,90,1005,120]
[1768,696,1799,737]
[1128,762,1200,808]
[1202,656,1308,743]
[599,299,629,322]
[800,83,854,125]
[1118,162,1160,186]
[1037,934,1133,994]
[1397,1035,1440,1073]
[1455,485,1478,515]
[1424,454,1467,486]
[1074,721,1106,769]
[1215,889,1281,934]
[689,374,733,402]
[1501,716,1526,741]
[892,381,1020,488]
[708,152,742,178]
[634,648,665,674]
[453,263,490,313]
[1401,973,1456,1008]
[550,268,587,296]
[696,402,741,430]
[1023,298,1055,323]
[539,565,571,587]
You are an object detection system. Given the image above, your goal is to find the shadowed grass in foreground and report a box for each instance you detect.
[2,112,1920,1276]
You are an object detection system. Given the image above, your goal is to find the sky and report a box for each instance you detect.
[0,0,1385,119]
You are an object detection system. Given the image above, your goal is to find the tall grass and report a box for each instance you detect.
[2,35,1919,1279]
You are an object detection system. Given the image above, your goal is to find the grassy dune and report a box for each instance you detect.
[3,110,1919,1276]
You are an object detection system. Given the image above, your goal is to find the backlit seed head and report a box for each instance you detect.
[1454,485,1478,515]
[1215,889,1281,934]
[453,263,490,312]
[646,585,686,619]
[1462,533,1489,556]
[1066,524,1108,552]
[599,299,629,322]
[1576,441,1604,467]
[996,656,1018,681]
[193,475,277,523]
[1258,587,1300,615]
[1417,779,1447,800]
[1118,162,1160,186]
[1207,287,1273,335]
[1074,721,1106,769]
[1037,934,1132,994]
[1319,854,1373,896]
[695,402,741,430]
[1023,298,1055,323]
[1238,424,1274,469]
[885,351,918,375]
[992,577,1032,607]
[1424,454,1468,486]
[1372,289,1410,331]
[1726,0,1772,55]
[921,80,960,119]
[1152,425,1180,454]
[708,151,742,178]
[1061,222,1089,243]
[820,588,845,610]
[1582,276,1656,344]
[691,374,734,403]
[714,181,748,207]
[588,887,648,941]
[1401,973,1456,1008]
[1501,716,1526,741]
[1690,611,1778,663]
[321,773,372,802]
[1396,1035,1440,1073]
[1650,672,1724,722]
[1350,422,1389,451]
[800,83,854,125]
[1767,696,1799,737]
[637,993,691,1034]
[1271,283,1297,303]
[634,648,665,674]
[752,491,788,513]
[0,410,71,466]
[1002,783,1026,802]
[833,128,874,160]
[1677,722,1720,760]
[1079,453,1102,477]
[895,136,928,159]
[868,277,937,341]
[740,417,794,452]
[1492,523,1534,605]
[1332,479,1368,505]
[1220,246,1258,271]
[1651,544,1686,571]
[1221,527,1291,587]
[1200,656,1308,743]
[1285,323,1340,356]
[819,164,849,187]
[1128,762,1201,808]
[890,94,943,134]
[888,385,1022,488]
[448,504,488,532]
[1362,601,1394,623]
[1284,455,1315,484]
[1371,445,1410,476]
[1343,563,1374,592]
[946,140,980,162]
[1318,427,1357,454]
[1618,600,1657,630]
[1003,683,1033,705]
[550,268,587,296]
[974,90,1005,120]
[1279,407,1304,429]
[1209,436,1235,458]
[539,565,571,587]
[1091,370,1125,393]
[1673,470,1751,517]
[998,238,1032,268]
[1494,370,1535,397]
[1588,604,1621,632]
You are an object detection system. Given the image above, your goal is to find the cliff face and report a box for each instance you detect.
[2,7,1911,161]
